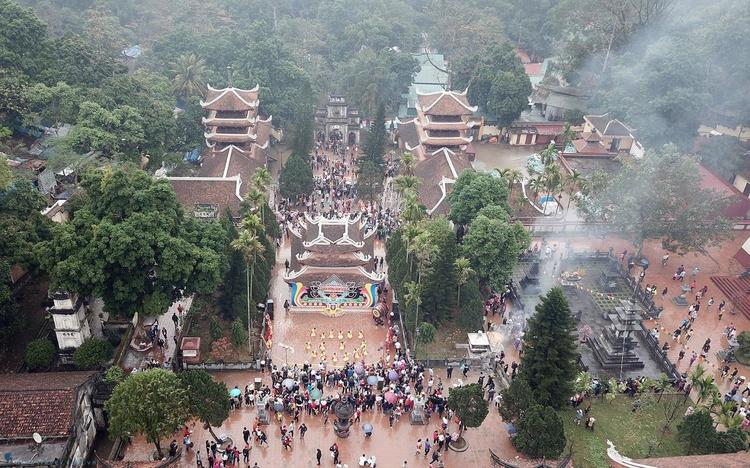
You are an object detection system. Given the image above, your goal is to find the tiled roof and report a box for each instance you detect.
[396,118,420,150]
[415,148,472,215]
[524,63,543,76]
[168,176,243,215]
[200,85,259,111]
[632,452,750,468]
[585,113,634,136]
[710,275,750,319]
[417,90,477,116]
[0,371,95,439]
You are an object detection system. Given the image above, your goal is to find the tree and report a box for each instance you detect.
[170,53,208,99]
[454,257,474,307]
[519,288,579,409]
[104,366,127,386]
[399,152,415,176]
[448,170,511,225]
[678,409,718,455]
[357,159,384,201]
[73,337,114,369]
[463,214,530,290]
[361,102,386,167]
[231,318,248,347]
[279,153,313,199]
[106,369,189,458]
[499,378,536,422]
[37,168,227,317]
[231,225,265,352]
[417,322,436,344]
[698,136,746,181]
[512,404,566,458]
[289,102,315,158]
[452,43,532,126]
[177,369,231,442]
[447,383,489,441]
[653,373,673,403]
[25,339,55,371]
[583,145,733,256]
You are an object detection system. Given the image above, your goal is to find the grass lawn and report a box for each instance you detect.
[559,395,689,468]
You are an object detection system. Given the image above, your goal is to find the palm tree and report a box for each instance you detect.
[411,231,437,356]
[403,281,423,347]
[653,373,672,403]
[400,152,415,176]
[393,175,420,195]
[401,190,426,224]
[716,402,743,429]
[528,176,543,199]
[505,168,523,199]
[454,257,474,307]
[402,222,423,273]
[244,188,267,223]
[564,169,584,219]
[170,53,208,99]
[562,122,576,146]
[239,213,263,236]
[252,167,272,193]
[231,228,265,354]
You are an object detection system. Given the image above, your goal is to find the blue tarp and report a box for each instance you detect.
[183,148,201,163]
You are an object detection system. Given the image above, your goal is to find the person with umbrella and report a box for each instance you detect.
[363,423,373,437]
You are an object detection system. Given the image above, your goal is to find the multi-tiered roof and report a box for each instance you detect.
[166,84,273,218]
[396,89,477,159]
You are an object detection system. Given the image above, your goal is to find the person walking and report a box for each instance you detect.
[416,439,423,455]
[688,351,698,368]
[300,423,307,440]
[446,365,453,379]
[243,427,250,445]
[316,448,322,465]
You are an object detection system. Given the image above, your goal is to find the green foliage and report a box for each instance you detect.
[104,366,127,385]
[513,404,566,458]
[177,369,231,435]
[678,410,719,455]
[417,322,436,344]
[519,288,579,409]
[463,215,530,290]
[0,172,49,349]
[289,100,315,158]
[73,337,114,369]
[357,159,384,201]
[736,331,750,364]
[500,378,536,422]
[452,42,532,126]
[699,136,747,181]
[37,167,227,317]
[25,338,55,371]
[447,383,489,429]
[209,316,224,341]
[106,369,189,457]
[279,152,314,199]
[581,145,733,255]
[361,102,386,166]
[230,319,248,348]
[448,170,510,225]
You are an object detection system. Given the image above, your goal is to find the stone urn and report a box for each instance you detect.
[330,396,356,438]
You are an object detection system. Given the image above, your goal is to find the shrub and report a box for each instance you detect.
[73,337,114,369]
[417,322,436,343]
[104,366,127,385]
[230,319,248,347]
[25,339,56,371]
[209,316,224,341]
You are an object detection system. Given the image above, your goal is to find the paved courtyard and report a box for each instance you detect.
[124,369,542,468]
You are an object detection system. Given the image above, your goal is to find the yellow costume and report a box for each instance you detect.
[347,330,352,339]
[311,327,316,337]
[337,330,343,340]
[329,330,334,339]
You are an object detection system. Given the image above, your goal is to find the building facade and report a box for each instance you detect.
[315,95,361,146]
[166,85,273,219]
[284,214,383,314]
[49,291,92,349]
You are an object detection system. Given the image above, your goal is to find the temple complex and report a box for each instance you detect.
[166,84,273,219]
[396,89,478,215]
[284,214,383,315]
[315,95,361,146]
[395,89,477,160]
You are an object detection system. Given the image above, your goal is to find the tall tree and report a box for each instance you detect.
[170,53,208,99]
[231,216,265,351]
[37,167,227,317]
[448,170,510,225]
[357,159,384,201]
[178,369,231,442]
[106,369,189,458]
[519,287,578,409]
[361,102,386,167]
[580,145,733,256]
[452,42,532,126]
[463,212,530,290]
[279,152,314,200]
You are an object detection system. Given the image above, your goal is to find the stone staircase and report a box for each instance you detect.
[710,275,750,319]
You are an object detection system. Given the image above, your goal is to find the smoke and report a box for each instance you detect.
[576,0,750,149]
